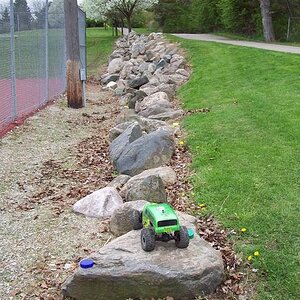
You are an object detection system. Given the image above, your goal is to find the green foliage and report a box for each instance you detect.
[86,18,104,28]
[0,7,10,33]
[156,0,300,41]
[168,34,300,300]
[14,0,32,31]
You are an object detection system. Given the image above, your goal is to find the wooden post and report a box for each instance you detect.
[64,0,83,108]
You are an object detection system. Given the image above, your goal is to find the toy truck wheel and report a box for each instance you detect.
[141,228,155,251]
[131,209,143,230]
[175,226,189,249]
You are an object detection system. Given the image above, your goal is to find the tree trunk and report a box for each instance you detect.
[127,16,132,33]
[259,0,275,42]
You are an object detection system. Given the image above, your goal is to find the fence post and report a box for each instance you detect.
[9,0,17,119]
[45,0,49,102]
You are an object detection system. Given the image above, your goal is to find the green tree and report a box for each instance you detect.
[14,0,32,31]
[0,7,10,33]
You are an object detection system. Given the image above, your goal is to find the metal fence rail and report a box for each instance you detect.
[0,0,86,134]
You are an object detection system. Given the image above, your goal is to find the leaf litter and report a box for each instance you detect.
[0,81,254,299]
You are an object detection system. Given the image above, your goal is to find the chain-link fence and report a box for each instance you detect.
[0,0,86,134]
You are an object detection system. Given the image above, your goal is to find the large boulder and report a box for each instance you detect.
[109,123,143,164]
[123,174,167,203]
[109,121,136,141]
[127,166,177,186]
[135,91,170,112]
[108,58,123,74]
[115,128,175,176]
[62,227,224,300]
[73,187,123,218]
[110,200,148,236]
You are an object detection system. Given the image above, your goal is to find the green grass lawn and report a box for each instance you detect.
[86,27,117,76]
[133,28,154,35]
[168,36,300,299]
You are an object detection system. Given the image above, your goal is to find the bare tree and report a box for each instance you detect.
[259,0,275,42]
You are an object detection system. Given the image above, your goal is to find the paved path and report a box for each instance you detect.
[172,33,300,54]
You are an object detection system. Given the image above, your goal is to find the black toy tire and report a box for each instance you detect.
[175,226,190,249]
[131,209,143,230]
[141,228,155,251]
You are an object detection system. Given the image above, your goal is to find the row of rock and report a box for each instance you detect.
[63,32,224,300]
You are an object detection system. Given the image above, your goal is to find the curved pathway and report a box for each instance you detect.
[172,33,300,54]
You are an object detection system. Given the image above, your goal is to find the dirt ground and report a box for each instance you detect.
[0,79,252,300]
[0,83,120,299]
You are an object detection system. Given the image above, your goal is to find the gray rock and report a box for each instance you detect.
[145,50,156,61]
[163,54,172,63]
[110,200,149,236]
[108,58,124,74]
[176,68,190,77]
[101,74,120,85]
[128,90,147,109]
[115,87,126,96]
[170,54,186,69]
[135,91,170,112]
[73,187,123,219]
[123,174,167,203]
[119,93,133,106]
[158,83,176,99]
[120,61,134,79]
[127,166,177,186]
[109,121,135,141]
[62,227,224,300]
[115,109,139,125]
[148,63,157,73]
[148,109,183,121]
[107,175,131,191]
[109,117,169,141]
[128,76,149,89]
[139,85,159,96]
[109,123,143,164]
[138,62,150,73]
[169,74,188,86]
[138,116,170,133]
[115,128,175,176]
[156,58,167,69]
[138,102,172,118]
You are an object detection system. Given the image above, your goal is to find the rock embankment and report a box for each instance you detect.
[62,32,224,300]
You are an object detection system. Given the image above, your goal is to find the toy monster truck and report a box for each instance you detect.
[131,203,190,252]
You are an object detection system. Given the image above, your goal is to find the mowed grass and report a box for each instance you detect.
[86,27,117,76]
[168,36,300,299]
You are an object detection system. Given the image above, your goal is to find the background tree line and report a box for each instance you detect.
[0,0,65,34]
[154,0,300,41]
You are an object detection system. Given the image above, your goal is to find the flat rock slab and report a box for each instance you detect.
[62,229,224,300]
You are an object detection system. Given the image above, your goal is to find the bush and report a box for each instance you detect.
[86,18,104,28]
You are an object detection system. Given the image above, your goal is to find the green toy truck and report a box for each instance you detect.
[131,203,190,251]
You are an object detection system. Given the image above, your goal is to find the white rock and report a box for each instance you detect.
[73,187,123,218]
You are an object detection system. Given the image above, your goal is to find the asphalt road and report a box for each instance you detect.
[172,33,300,54]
